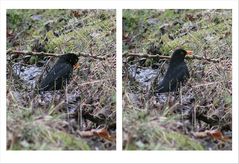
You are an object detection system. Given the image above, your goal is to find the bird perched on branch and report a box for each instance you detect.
[39,53,79,91]
[156,48,192,93]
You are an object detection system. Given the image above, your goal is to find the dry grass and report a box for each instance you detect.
[123,9,232,150]
[7,9,116,150]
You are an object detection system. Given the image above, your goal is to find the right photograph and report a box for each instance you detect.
[122,9,232,150]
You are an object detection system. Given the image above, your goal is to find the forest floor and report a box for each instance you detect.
[7,9,116,150]
[123,9,232,150]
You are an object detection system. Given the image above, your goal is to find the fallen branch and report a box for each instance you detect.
[83,112,106,125]
[123,52,223,63]
[81,109,116,130]
[192,80,231,88]
[123,52,171,60]
[187,55,222,63]
[7,49,106,60]
[196,114,219,126]
[78,78,115,86]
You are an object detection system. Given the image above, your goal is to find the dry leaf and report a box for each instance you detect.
[78,128,115,142]
[206,130,230,142]
[193,130,230,142]
[92,128,114,142]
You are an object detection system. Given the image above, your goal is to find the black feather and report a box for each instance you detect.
[39,53,78,91]
[157,49,190,93]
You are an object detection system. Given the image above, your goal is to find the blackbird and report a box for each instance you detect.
[39,53,79,91]
[156,48,192,93]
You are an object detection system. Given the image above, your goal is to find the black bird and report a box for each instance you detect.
[39,53,79,91]
[157,49,192,93]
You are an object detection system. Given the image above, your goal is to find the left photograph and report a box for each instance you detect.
[6,9,116,150]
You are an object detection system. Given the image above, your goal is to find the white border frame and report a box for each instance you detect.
[0,0,238,163]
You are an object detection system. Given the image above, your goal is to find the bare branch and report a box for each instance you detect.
[78,78,115,86]
[123,52,223,63]
[7,49,106,60]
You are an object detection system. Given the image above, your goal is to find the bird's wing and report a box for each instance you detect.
[168,64,189,82]
[158,63,189,92]
[172,63,190,82]
[40,63,73,90]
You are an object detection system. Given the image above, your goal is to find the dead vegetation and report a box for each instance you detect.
[7,9,116,150]
[123,9,232,150]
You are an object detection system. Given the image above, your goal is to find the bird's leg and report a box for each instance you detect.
[64,80,70,120]
[179,83,183,105]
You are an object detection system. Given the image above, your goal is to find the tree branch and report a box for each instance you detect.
[7,49,106,60]
[123,52,223,63]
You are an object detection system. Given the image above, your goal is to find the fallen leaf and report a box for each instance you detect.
[206,130,230,142]
[77,128,115,142]
[92,128,114,142]
[193,130,231,142]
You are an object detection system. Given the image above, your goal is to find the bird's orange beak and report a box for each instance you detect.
[186,50,193,55]
[73,63,80,69]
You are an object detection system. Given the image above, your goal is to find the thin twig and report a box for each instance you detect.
[78,78,115,86]
[124,52,171,60]
[123,52,223,63]
[192,80,231,88]
[7,49,106,60]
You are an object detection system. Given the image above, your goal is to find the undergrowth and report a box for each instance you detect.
[7,9,116,150]
[123,9,232,150]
